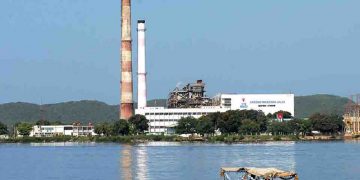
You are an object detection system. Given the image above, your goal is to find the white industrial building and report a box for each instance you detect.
[133,20,295,134]
[219,94,294,115]
[135,94,294,134]
[29,124,96,137]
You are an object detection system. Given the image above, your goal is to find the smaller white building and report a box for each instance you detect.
[30,125,96,137]
[0,134,9,139]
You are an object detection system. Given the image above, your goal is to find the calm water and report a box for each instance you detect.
[0,141,359,180]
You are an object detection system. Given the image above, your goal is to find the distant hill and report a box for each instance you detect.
[0,101,119,126]
[0,95,349,126]
[295,94,349,118]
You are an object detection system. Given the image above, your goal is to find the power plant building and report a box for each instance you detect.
[132,19,294,134]
[136,93,294,134]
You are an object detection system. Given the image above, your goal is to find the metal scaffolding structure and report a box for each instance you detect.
[344,94,360,135]
[167,80,212,108]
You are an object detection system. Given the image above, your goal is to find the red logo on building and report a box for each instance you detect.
[277,113,284,121]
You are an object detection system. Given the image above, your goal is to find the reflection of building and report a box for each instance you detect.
[29,124,96,137]
[120,145,148,180]
[136,147,148,179]
[136,94,294,134]
[121,145,133,180]
[344,95,360,135]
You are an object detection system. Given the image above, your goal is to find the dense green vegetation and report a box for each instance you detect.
[174,110,344,136]
[0,122,8,135]
[16,122,33,136]
[0,95,348,126]
[94,115,148,136]
[129,114,149,134]
[309,113,343,134]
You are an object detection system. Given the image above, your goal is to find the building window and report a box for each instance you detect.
[64,127,73,130]
[223,98,232,107]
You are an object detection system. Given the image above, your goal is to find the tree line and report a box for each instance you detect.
[0,115,149,137]
[0,110,344,137]
[94,115,149,136]
[175,110,344,136]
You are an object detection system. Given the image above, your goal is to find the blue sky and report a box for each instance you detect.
[1,0,360,105]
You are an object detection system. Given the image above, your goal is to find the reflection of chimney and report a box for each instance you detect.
[120,0,134,120]
[121,145,133,180]
[137,20,147,109]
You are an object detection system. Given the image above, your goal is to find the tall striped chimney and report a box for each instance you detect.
[137,20,147,109]
[120,0,134,120]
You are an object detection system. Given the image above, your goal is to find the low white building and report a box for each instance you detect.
[136,106,227,134]
[30,125,96,137]
[136,93,295,134]
[0,134,9,139]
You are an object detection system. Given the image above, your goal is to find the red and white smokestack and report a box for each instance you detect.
[137,20,147,109]
[120,0,134,120]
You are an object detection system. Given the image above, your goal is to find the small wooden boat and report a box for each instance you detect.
[220,167,298,180]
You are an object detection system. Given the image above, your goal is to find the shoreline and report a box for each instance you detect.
[0,135,352,144]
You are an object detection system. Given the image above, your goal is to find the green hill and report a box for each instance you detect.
[295,94,348,118]
[0,95,349,126]
[0,101,119,126]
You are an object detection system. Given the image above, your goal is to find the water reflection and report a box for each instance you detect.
[121,145,133,180]
[133,142,296,179]
[30,142,96,147]
[121,145,149,180]
[138,141,182,147]
[219,142,296,171]
[136,146,148,179]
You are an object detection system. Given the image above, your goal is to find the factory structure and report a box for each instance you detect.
[120,1,294,134]
[344,94,360,135]
[130,20,294,134]
[135,80,294,134]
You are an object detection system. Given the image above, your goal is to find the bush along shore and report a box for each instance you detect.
[0,134,345,144]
